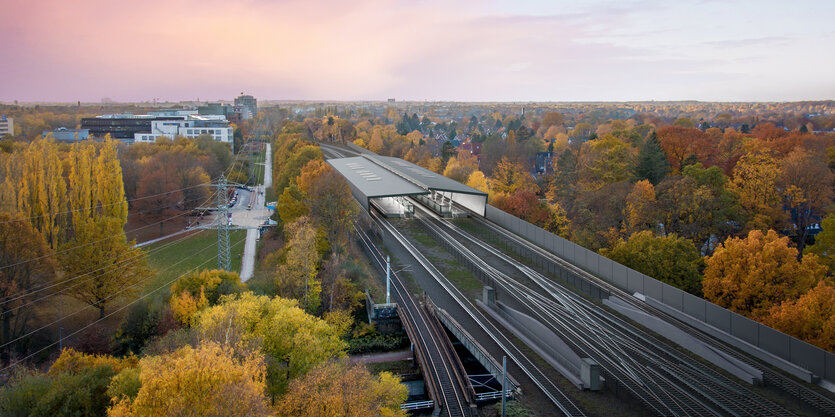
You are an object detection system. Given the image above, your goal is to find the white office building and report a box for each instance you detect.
[134,114,233,144]
[0,116,13,137]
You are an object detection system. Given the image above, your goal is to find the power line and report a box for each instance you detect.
[0,233,245,352]
[0,234,247,373]
[0,229,211,316]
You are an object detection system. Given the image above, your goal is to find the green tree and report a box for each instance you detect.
[806,214,835,274]
[634,132,670,185]
[602,231,703,295]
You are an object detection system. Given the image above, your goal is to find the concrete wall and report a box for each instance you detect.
[484,205,835,383]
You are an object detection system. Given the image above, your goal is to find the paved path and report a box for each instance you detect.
[134,228,192,248]
[238,143,272,281]
[350,349,413,364]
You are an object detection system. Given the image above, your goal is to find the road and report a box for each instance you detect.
[236,143,272,281]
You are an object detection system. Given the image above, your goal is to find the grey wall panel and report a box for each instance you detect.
[626,268,644,294]
[661,283,683,311]
[682,293,706,321]
[731,313,759,346]
[705,303,731,332]
[790,339,826,377]
[613,263,628,290]
[759,326,791,360]
[644,278,663,301]
[598,257,614,283]
[828,354,835,382]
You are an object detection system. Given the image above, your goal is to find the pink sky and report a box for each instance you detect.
[2,0,834,102]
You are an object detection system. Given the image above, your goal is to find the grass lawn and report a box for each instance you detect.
[143,229,247,303]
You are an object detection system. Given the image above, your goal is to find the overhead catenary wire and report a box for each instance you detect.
[0,233,247,352]
[0,227,214,317]
[0,234,247,373]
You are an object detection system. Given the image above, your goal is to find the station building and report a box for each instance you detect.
[328,154,488,218]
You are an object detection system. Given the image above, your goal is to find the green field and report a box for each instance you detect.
[143,229,247,303]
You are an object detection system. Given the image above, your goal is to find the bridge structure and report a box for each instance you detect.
[319,141,835,417]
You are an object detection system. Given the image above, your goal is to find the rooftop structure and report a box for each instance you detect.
[327,156,428,216]
[81,113,233,144]
[43,127,90,142]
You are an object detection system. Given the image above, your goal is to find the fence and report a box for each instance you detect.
[484,205,834,383]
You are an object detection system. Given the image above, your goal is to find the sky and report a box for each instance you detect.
[1,0,834,102]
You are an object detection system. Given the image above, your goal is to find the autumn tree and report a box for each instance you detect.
[58,217,152,319]
[442,153,479,183]
[277,360,407,417]
[490,157,536,196]
[277,183,308,227]
[305,169,358,254]
[544,202,570,238]
[578,134,635,191]
[778,149,834,254]
[195,293,346,399]
[703,230,826,319]
[465,170,489,194]
[169,269,244,326]
[67,140,97,235]
[17,138,67,248]
[623,180,657,235]
[107,342,272,417]
[729,150,784,231]
[0,214,56,361]
[765,281,835,351]
[275,217,322,312]
[602,231,703,295]
[95,137,128,225]
[656,126,705,173]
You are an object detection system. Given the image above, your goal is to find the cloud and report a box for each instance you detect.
[1,0,834,101]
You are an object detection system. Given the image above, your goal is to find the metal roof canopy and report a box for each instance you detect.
[327,157,429,212]
[363,154,488,216]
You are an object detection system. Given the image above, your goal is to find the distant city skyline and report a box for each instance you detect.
[2,0,834,103]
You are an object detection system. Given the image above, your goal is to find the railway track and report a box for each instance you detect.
[364,208,588,417]
[411,200,794,416]
[463,208,835,416]
[355,223,472,417]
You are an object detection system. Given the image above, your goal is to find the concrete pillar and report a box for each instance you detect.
[581,358,601,391]
[483,286,496,307]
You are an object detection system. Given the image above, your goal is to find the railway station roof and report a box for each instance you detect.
[365,155,487,197]
[327,156,429,211]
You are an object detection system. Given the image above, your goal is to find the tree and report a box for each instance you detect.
[806,214,835,274]
[276,217,322,312]
[541,112,565,129]
[578,134,635,191]
[305,169,359,254]
[58,217,152,319]
[169,269,244,326]
[95,137,128,225]
[634,132,670,184]
[107,342,272,417]
[602,231,703,295]
[765,281,835,351]
[778,149,834,254]
[0,215,56,361]
[67,140,96,235]
[442,154,478,183]
[623,180,657,235]
[465,171,489,194]
[18,138,67,248]
[195,293,346,399]
[368,130,384,154]
[729,151,784,231]
[490,157,536,196]
[703,230,826,319]
[656,126,705,173]
[277,183,308,228]
[296,159,332,195]
[277,360,407,417]
[544,202,570,238]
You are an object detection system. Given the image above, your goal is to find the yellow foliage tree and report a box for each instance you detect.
[195,293,346,399]
[766,281,835,351]
[368,130,384,154]
[624,179,657,235]
[276,217,322,312]
[465,171,489,194]
[107,342,271,417]
[170,288,208,326]
[95,137,128,226]
[18,138,67,248]
[729,151,784,231]
[277,360,408,417]
[703,230,826,319]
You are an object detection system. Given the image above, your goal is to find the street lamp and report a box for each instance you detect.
[385,256,411,305]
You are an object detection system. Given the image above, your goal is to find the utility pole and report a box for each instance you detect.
[386,256,391,305]
[502,355,507,417]
[216,174,231,271]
